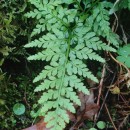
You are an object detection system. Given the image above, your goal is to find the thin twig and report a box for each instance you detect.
[95,74,116,122]
[112,13,118,32]
[120,25,127,44]
[105,104,118,130]
[113,0,120,8]
[97,64,106,106]
[94,64,106,122]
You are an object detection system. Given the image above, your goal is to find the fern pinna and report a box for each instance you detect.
[25,0,120,130]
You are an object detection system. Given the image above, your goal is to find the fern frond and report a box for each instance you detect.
[25,0,119,129]
[25,30,66,48]
[28,47,65,62]
[64,75,90,94]
[86,2,121,48]
[66,60,98,82]
[31,23,45,37]
[115,0,130,10]
[69,44,105,62]
[107,31,121,48]
[33,63,62,83]
[92,1,112,35]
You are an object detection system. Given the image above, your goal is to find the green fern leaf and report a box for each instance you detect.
[92,1,112,35]
[25,0,119,129]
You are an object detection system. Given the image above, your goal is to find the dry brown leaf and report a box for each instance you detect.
[70,90,99,129]
[67,110,76,122]
[23,118,50,130]
[84,103,99,120]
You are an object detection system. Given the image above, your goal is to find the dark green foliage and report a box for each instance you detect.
[0,0,30,65]
[0,75,36,129]
[0,1,37,129]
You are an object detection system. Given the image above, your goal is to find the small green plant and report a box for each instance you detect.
[25,0,121,130]
[13,103,25,115]
[97,121,106,130]
[87,121,106,130]
[89,128,97,130]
